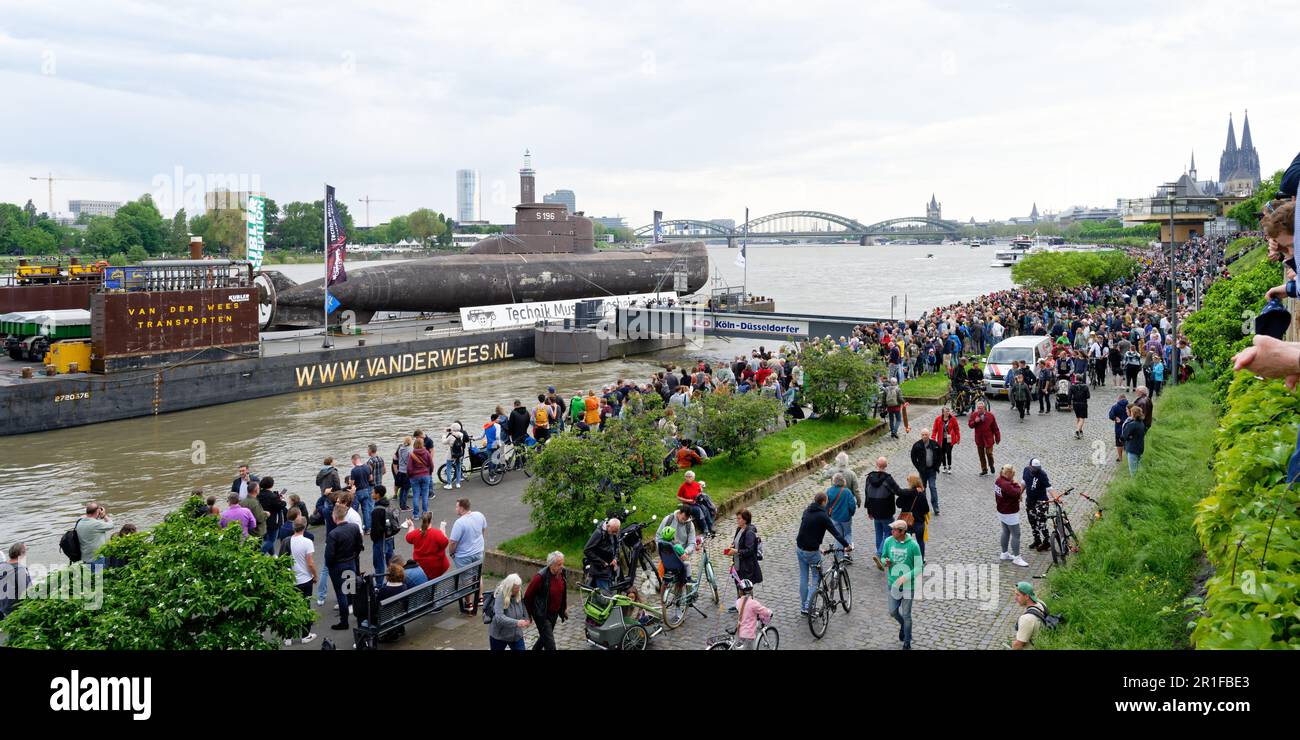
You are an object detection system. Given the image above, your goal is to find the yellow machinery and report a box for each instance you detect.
[15,260,61,284]
[66,259,108,280]
[43,340,92,374]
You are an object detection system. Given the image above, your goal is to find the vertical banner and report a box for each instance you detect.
[325,185,348,287]
[245,194,266,271]
[736,207,748,268]
[653,210,664,244]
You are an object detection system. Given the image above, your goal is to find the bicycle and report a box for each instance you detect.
[807,546,852,639]
[1046,487,1102,565]
[659,542,719,629]
[706,612,779,650]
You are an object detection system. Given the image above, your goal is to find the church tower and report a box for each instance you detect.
[1234,110,1261,185]
[1218,113,1237,184]
[926,193,941,221]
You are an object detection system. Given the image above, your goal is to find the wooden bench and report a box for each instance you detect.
[352,560,482,650]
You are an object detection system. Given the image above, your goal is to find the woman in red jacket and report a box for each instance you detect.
[405,511,450,579]
[931,406,961,474]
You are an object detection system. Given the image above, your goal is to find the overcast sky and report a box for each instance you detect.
[1,0,1296,228]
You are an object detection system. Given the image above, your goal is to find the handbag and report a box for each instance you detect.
[899,491,919,528]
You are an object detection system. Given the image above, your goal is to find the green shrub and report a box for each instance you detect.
[3,497,314,649]
[1181,256,1281,394]
[799,344,883,419]
[1011,250,1136,292]
[1193,373,1300,648]
[683,390,782,462]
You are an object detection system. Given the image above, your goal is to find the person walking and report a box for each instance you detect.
[909,429,942,515]
[896,474,931,558]
[864,456,901,564]
[523,552,568,650]
[932,407,961,474]
[1121,405,1148,475]
[408,431,434,517]
[1133,386,1154,428]
[883,378,905,438]
[1108,393,1130,463]
[1069,374,1090,440]
[794,491,851,616]
[1036,360,1055,415]
[1122,347,1142,392]
[968,402,1001,476]
[487,573,531,651]
[994,464,1029,567]
[1010,373,1031,421]
[1022,458,1052,552]
[825,472,859,553]
[881,519,923,650]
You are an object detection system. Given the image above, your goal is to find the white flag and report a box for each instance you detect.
[734,242,746,268]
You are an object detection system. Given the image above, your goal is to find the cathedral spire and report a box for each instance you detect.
[1240,109,1254,152]
[1224,113,1237,152]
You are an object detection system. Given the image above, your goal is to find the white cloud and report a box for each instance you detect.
[0,0,1296,226]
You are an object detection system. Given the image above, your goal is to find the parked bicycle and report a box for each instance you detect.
[1046,487,1102,565]
[659,545,719,629]
[807,546,852,639]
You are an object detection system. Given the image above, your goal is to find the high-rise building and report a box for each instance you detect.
[593,216,627,230]
[68,199,122,219]
[543,189,575,214]
[456,169,481,223]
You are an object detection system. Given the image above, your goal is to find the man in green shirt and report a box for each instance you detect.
[881,519,923,650]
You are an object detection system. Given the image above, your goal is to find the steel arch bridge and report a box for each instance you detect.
[634,211,961,243]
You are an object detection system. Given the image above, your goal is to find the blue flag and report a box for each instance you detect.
[325,291,341,315]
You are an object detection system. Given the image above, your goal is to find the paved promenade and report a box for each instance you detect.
[293,389,1125,651]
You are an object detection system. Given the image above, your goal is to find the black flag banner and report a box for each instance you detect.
[325,184,348,286]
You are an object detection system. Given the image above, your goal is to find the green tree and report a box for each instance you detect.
[408,208,448,246]
[0,202,26,253]
[126,244,149,263]
[683,390,782,461]
[1011,250,1135,292]
[168,208,189,253]
[83,216,123,257]
[113,195,167,255]
[1226,170,1283,230]
[799,343,883,419]
[16,227,57,255]
[1,497,314,649]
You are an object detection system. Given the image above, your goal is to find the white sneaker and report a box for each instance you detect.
[316,597,325,606]
[443,483,453,490]
[454,483,462,489]
[1013,556,1029,567]
[284,638,293,646]
[999,552,1013,561]
[301,632,318,645]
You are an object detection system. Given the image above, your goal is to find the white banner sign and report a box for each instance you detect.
[245,194,266,270]
[690,315,809,338]
[460,292,676,330]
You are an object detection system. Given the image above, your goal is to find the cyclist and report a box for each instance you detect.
[582,517,620,592]
[795,490,852,616]
[732,579,772,650]
[658,506,697,595]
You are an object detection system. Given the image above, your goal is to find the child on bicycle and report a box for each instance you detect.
[733,579,772,650]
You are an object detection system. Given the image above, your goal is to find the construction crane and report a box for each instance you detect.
[28,173,117,218]
[356,195,395,229]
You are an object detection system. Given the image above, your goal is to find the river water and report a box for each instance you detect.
[0,243,1011,563]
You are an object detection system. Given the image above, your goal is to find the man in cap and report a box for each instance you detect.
[1012,581,1048,649]
[1022,458,1052,551]
[883,377,905,438]
[880,518,923,650]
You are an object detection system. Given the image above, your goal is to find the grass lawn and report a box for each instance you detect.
[1038,375,1218,649]
[1227,245,1267,276]
[901,373,950,397]
[499,415,875,563]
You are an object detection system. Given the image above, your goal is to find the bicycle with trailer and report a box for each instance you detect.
[437,434,514,486]
[579,585,665,650]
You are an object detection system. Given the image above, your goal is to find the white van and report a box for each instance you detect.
[983,335,1055,396]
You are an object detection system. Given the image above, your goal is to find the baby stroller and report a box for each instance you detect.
[1054,378,1072,412]
[580,586,664,650]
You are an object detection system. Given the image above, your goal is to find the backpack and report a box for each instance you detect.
[383,506,401,539]
[866,477,890,501]
[59,520,84,563]
[481,590,497,625]
[450,432,465,458]
[1025,603,1062,630]
[752,526,764,561]
[535,405,549,426]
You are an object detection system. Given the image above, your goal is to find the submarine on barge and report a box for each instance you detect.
[262,152,709,329]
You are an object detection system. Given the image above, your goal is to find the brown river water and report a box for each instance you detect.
[0,243,1012,564]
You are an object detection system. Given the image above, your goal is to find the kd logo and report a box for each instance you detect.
[191,440,207,465]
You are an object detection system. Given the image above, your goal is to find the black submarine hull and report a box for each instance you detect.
[265,241,708,329]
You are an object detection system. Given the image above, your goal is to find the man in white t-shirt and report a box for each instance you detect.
[287,518,318,646]
[1012,581,1047,649]
[448,498,487,614]
[990,320,1004,342]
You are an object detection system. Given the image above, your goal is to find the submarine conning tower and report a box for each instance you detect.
[467,150,596,256]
